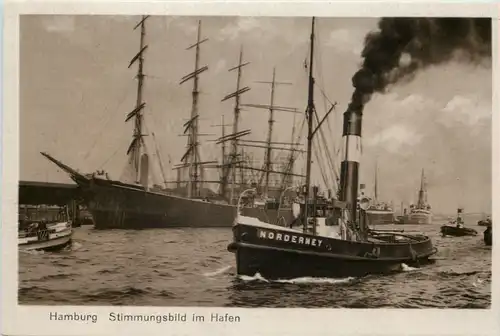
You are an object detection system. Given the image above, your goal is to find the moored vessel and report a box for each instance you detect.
[41,16,298,229]
[18,205,73,251]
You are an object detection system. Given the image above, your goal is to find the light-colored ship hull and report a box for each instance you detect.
[406,213,432,224]
[18,222,73,251]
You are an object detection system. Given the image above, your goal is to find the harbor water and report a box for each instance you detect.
[18,221,491,308]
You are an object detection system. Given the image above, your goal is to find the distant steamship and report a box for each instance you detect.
[406,169,433,224]
[360,163,395,226]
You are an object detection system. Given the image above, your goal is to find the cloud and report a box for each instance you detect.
[218,17,261,41]
[327,28,365,55]
[366,124,422,153]
[42,16,75,33]
[216,17,308,47]
[399,93,427,108]
[440,94,491,126]
[213,59,227,74]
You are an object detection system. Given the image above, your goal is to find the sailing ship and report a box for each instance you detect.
[227,17,437,279]
[406,169,433,224]
[41,16,299,229]
[18,205,73,251]
[362,164,395,226]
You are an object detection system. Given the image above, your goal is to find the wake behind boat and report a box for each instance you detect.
[228,17,437,279]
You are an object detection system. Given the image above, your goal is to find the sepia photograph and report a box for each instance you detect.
[2,1,498,335]
[16,12,493,308]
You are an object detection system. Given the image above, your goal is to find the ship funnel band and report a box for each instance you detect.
[338,106,364,214]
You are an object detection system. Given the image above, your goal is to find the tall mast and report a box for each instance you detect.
[374,161,378,202]
[303,17,316,234]
[280,113,298,190]
[221,45,250,204]
[190,21,202,198]
[264,68,276,197]
[242,69,295,198]
[180,20,209,198]
[231,47,244,204]
[211,114,233,197]
[125,15,149,183]
[418,168,426,207]
[221,114,227,194]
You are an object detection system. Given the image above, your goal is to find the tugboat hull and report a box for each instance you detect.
[440,225,478,237]
[230,243,433,278]
[228,217,437,279]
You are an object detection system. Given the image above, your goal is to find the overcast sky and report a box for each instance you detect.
[19,15,492,214]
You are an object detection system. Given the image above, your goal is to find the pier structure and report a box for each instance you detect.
[18,180,91,226]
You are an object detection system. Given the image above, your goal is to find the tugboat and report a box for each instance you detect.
[440,208,478,237]
[18,205,73,251]
[227,17,437,279]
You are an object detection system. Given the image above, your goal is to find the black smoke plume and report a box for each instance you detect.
[349,17,492,110]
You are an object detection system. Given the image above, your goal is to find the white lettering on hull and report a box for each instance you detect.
[257,229,323,247]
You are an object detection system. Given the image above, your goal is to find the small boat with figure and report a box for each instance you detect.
[440,208,478,237]
[478,215,492,227]
[227,17,437,279]
[18,205,73,251]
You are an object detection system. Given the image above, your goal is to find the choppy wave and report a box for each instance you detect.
[18,224,492,308]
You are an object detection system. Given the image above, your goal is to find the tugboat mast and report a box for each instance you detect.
[303,17,316,234]
[302,17,336,235]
